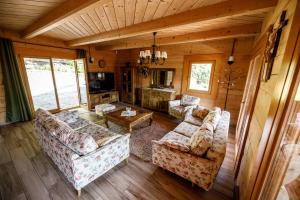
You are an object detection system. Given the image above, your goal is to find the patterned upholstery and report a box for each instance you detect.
[173,121,201,137]
[181,94,201,106]
[34,109,130,191]
[152,110,230,191]
[168,95,200,119]
[159,131,191,152]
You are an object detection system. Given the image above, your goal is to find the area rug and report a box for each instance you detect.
[107,113,178,161]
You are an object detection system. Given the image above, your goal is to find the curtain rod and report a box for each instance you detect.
[11,40,81,51]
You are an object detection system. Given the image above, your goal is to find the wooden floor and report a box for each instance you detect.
[0,120,235,200]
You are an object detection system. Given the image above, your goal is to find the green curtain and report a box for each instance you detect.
[0,38,32,122]
[76,49,86,59]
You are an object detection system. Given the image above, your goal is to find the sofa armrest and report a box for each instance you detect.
[71,134,130,190]
[168,99,181,108]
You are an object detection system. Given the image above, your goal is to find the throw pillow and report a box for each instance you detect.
[203,108,222,130]
[71,133,98,155]
[190,128,213,156]
[192,107,210,120]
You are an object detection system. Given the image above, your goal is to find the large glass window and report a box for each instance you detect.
[23,57,87,111]
[188,62,214,92]
[24,58,58,110]
[52,58,79,109]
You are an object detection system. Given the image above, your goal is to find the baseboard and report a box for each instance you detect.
[234,184,240,200]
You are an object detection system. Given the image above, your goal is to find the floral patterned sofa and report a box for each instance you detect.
[152,106,230,191]
[168,94,200,119]
[34,109,130,196]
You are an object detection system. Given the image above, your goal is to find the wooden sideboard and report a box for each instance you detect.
[141,88,176,112]
[88,91,119,109]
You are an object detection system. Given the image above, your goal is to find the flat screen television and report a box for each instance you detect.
[88,72,115,93]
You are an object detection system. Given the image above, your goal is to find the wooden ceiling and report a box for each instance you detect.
[0,0,66,31]
[0,0,277,49]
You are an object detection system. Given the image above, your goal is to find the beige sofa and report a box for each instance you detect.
[152,107,230,191]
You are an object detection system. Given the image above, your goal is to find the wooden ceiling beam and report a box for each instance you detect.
[95,23,262,50]
[68,0,276,46]
[22,0,111,39]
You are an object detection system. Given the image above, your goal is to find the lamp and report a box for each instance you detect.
[137,32,167,65]
[227,38,236,65]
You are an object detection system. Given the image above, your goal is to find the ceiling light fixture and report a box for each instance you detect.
[137,32,167,65]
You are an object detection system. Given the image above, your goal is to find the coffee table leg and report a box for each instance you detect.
[149,116,153,126]
[105,119,109,128]
[128,125,132,133]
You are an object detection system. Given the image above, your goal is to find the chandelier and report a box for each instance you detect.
[137,32,167,65]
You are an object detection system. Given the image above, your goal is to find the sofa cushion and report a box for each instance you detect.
[43,116,78,145]
[70,133,98,155]
[160,131,190,152]
[181,94,200,106]
[184,111,203,126]
[192,106,210,120]
[203,108,221,130]
[190,127,213,156]
[55,110,91,130]
[169,105,190,118]
[76,124,121,147]
[206,111,230,162]
[174,121,201,137]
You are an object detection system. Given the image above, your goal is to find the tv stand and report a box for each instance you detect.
[88,91,119,110]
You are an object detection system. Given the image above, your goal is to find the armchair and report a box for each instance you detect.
[168,94,200,119]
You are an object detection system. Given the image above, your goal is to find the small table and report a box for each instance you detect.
[104,108,153,133]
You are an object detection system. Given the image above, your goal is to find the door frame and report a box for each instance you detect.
[21,56,87,114]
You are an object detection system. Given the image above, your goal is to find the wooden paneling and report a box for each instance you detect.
[96,23,261,50]
[86,46,118,72]
[113,37,254,125]
[66,0,274,46]
[0,0,65,31]
[236,0,300,199]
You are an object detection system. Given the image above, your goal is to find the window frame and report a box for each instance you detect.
[187,60,215,94]
[21,56,87,113]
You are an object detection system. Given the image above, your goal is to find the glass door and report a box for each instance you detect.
[23,58,58,111]
[23,57,88,112]
[52,58,80,109]
[75,59,87,105]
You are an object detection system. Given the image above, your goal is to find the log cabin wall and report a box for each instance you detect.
[114,37,254,125]
[236,0,299,199]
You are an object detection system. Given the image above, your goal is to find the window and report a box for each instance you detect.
[188,62,214,92]
[23,57,87,111]
[24,58,58,110]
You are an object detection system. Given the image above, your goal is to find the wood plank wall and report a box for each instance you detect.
[114,37,254,125]
[236,0,298,199]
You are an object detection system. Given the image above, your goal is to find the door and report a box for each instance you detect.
[234,49,264,176]
[121,67,135,104]
[75,59,88,105]
[23,57,87,112]
[23,57,59,111]
[52,58,79,109]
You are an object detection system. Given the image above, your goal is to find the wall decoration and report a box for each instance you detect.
[98,59,106,68]
[261,11,288,82]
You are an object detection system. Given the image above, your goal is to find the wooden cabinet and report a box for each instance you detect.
[121,67,135,104]
[88,91,119,109]
[141,88,176,112]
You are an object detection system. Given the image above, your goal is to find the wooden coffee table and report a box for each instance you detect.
[104,108,153,133]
